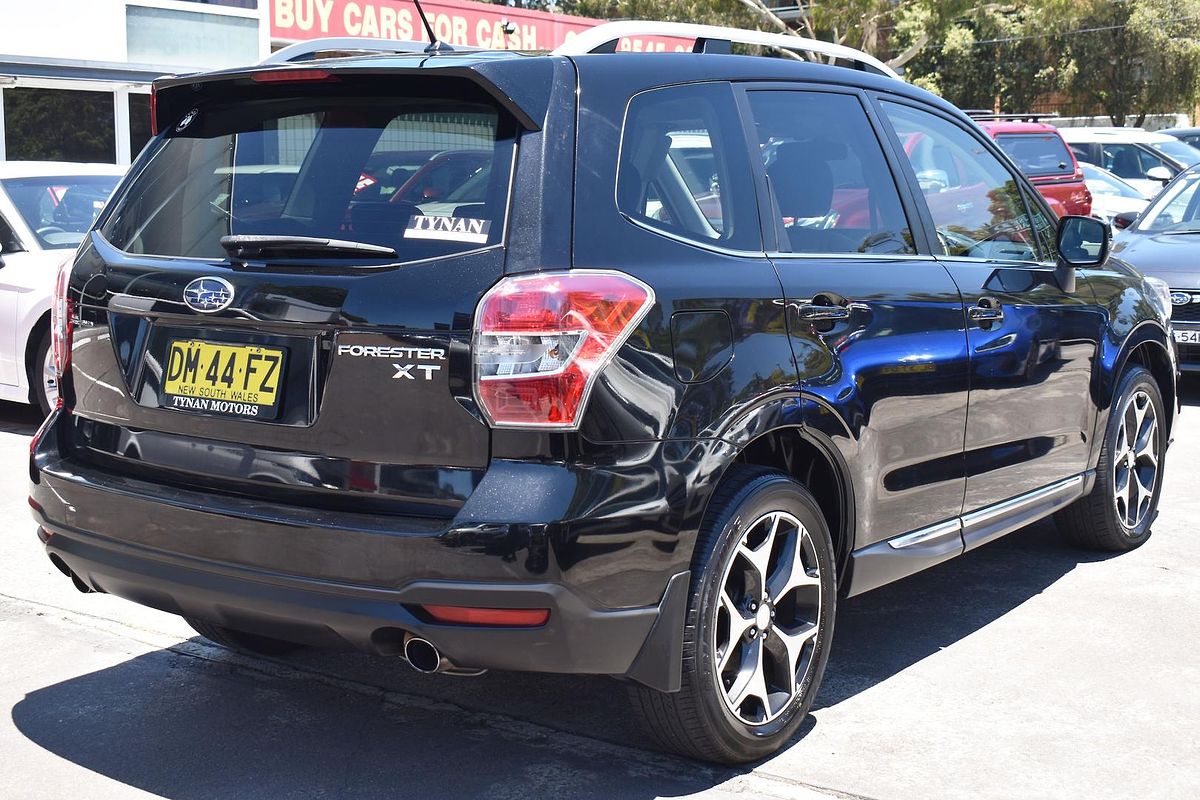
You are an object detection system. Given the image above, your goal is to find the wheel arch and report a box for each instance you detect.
[711,392,857,593]
[1100,321,1176,444]
[23,309,51,396]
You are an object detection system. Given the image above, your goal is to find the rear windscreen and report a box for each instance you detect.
[100,84,515,261]
[995,133,1073,177]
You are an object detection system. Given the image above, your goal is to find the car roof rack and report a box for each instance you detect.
[551,20,899,79]
[967,111,1059,123]
[260,37,480,65]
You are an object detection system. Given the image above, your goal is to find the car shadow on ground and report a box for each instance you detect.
[0,400,44,434]
[9,382,1180,797]
[11,521,1118,798]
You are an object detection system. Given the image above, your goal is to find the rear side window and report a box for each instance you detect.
[617,83,759,252]
[995,133,1073,177]
[746,90,915,255]
[101,81,515,262]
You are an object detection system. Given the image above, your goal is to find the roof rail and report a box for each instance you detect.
[967,111,1060,123]
[260,37,472,65]
[551,20,899,79]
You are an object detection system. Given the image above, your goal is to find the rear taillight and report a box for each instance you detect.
[51,260,73,408]
[149,86,158,136]
[473,270,654,429]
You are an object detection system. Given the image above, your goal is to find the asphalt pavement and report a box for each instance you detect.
[1,385,1198,799]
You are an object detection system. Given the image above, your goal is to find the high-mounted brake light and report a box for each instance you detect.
[473,270,654,429]
[50,260,73,410]
[250,69,336,84]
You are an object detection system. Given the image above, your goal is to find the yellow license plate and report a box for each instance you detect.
[161,339,286,419]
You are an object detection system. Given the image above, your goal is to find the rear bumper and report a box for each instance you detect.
[40,526,686,687]
[29,411,694,691]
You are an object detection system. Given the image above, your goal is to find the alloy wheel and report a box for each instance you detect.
[1112,388,1159,531]
[711,510,822,726]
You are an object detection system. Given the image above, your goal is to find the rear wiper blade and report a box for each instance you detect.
[220,235,397,259]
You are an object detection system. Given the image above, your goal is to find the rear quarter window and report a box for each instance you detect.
[616,82,760,252]
[100,79,516,263]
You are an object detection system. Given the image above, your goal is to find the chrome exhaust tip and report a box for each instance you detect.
[401,633,487,677]
[403,636,442,673]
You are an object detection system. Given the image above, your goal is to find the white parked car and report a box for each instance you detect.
[0,162,124,414]
[1059,127,1200,199]
[1080,162,1150,226]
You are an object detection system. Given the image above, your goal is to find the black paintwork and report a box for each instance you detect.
[31,48,1176,690]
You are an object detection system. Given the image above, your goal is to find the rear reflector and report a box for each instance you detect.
[250,69,336,84]
[472,270,654,429]
[421,605,550,627]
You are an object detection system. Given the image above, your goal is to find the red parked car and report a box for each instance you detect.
[975,118,1092,217]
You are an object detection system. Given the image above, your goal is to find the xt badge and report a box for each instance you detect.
[392,363,441,380]
[337,343,445,382]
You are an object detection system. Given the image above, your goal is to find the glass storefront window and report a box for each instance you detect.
[2,87,115,163]
[129,93,154,159]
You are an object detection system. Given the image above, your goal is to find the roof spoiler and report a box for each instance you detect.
[151,53,553,133]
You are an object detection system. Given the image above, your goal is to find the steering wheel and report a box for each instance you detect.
[36,226,66,237]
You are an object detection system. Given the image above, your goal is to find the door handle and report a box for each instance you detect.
[796,303,851,322]
[968,297,1005,327]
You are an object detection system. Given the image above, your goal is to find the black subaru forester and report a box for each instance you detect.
[31,22,1177,763]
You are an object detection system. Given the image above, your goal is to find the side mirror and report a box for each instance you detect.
[1146,165,1173,184]
[1112,210,1140,230]
[1056,215,1111,292]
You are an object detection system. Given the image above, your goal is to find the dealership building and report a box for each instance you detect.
[0,0,697,165]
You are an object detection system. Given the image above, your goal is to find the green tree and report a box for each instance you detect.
[905,2,1076,112]
[1067,0,1200,125]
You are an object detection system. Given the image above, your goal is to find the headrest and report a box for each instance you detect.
[767,141,835,219]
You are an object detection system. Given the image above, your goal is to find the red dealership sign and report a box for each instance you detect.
[268,0,690,52]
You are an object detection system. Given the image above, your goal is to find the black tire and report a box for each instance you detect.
[630,466,836,764]
[30,328,54,418]
[1055,365,1166,551]
[185,618,304,656]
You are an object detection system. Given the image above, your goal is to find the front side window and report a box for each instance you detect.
[747,90,915,255]
[0,213,22,254]
[617,83,759,251]
[101,80,514,262]
[1,175,121,249]
[882,102,1039,263]
[1102,144,1171,181]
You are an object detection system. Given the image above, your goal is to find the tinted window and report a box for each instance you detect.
[1,175,121,249]
[618,83,759,251]
[1102,144,1171,180]
[1149,138,1200,167]
[0,214,22,254]
[747,91,914,255]
[2,87,115,163]
[101,82,514,262]
[995,133,1073,177]
[882,102,1039,262]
